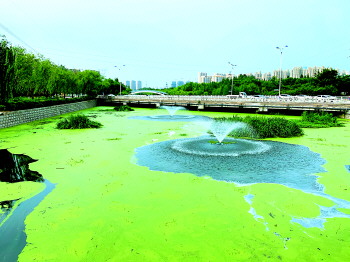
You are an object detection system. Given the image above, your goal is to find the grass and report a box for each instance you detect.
[56,114,102,129]
[215,115,304,139]
[1,96,90,111]
[296,111,344,128]
[114,105,134,111]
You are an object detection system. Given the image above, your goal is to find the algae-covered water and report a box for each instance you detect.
[0,107,349,261]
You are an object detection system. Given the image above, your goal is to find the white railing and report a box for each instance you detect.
[109,95,350,104]
[96,94,350,105]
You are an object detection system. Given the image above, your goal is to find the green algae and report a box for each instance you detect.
[0,107,349,261]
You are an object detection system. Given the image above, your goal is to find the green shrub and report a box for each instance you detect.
[3,96,91,111]
[114,105,134,111]
[56,114,102,129]
[214,115,304,139]
[297,111,343,128]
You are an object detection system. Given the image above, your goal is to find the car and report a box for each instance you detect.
[316,95,337,102]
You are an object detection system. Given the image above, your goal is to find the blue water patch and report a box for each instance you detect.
[135,136,326,192]
[345,165,350,173]
[135,136,350,229]
[0,180,55,262]
[291,193,350,229]
[291,217,327,228]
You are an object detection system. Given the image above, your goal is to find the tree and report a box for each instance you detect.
[338,75,350,95]
[11,48,37,97]
[314,68,339,89]
[78,70,103,97]
[0,37,16,103]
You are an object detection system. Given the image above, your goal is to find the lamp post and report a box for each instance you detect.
[114,65,125,95]
[276,45,288,97]
[228,62,237,95]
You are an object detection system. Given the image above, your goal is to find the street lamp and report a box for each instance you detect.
[276,45,288,97]
[114,65,126,95]
[228,62,237,95]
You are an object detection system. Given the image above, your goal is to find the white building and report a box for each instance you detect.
[212,73,227,82]
[303,66,325,78]
[198,72,232,83]
[290,67,303,78]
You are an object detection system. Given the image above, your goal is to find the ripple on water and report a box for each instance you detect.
[135,136,350,229]
[135,136,326,192]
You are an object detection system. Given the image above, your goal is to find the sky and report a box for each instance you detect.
[1,0,349,88]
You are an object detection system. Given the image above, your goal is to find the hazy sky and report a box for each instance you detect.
[1,0,349,87]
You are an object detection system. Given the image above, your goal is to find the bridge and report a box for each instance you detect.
[129,90,167,95]
[98,95,350,118]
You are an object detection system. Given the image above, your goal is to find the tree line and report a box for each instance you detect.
[0,36,130,104]
[162,69,350,96]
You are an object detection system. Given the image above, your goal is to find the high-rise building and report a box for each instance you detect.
[198,72,210,83]
[137,81,142,90]
[125,81,130,87]
[212,73,226,82]
[303,66,325,77]
[254,71,262,79]
[198,72,233,83]
[131,80,136,90]
[171,81,177,88]
[291,67,303,78]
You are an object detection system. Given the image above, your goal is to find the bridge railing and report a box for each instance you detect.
[109,95,350,104]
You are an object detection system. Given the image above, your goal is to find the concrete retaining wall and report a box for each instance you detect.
[0,100,97,129]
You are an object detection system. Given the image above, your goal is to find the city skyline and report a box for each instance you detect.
[198,66,350,84]
[1,0,349,88]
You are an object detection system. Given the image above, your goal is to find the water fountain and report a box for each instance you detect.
[129,105,210,122]
[161,106,186,117]
[134,118,350,229]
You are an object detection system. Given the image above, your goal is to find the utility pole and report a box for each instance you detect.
[276,45,288,96]
[228,62,237,95]
[114,65,126,95]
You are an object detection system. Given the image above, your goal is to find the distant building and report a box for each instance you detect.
[202,66,345,82]
[125,80,142,90]
[290,67,303,78]
[303,66,325,77]
[198,72,212,83]
[212,73,226,82]
[262,72,272,80]
[131,80,136,90]
[177,81,185,87]
[198,72,232,83]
